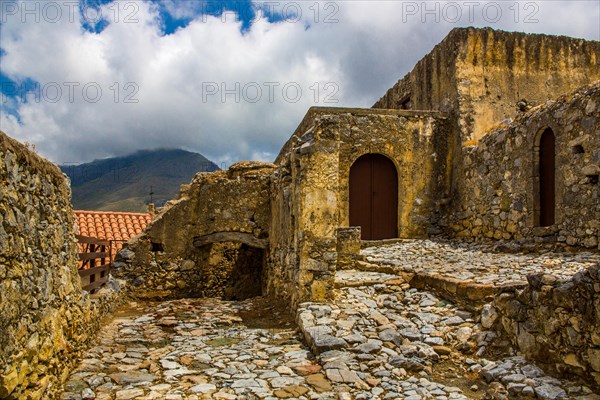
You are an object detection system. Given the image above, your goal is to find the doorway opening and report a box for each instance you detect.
[349,154,398,240]
[536,128,556,227]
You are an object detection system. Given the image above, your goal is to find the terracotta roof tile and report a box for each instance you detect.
[74,210,154,263]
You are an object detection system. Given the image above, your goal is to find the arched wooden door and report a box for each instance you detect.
[539,128,555,226]
[349,154,398,240]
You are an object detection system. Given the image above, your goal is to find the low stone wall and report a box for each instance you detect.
[445,82,600,249]
[486,265,600,388]
[113,161,275,300]
[0,131,124,399]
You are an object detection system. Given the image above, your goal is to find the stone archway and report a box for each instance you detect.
[192,232,267,300]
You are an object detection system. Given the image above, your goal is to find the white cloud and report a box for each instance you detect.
[0,0,598,165]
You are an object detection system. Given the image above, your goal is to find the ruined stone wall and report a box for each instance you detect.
[486,265,600,388]
[114,161,275,300]
[374,27,600,143]
[444,83,600,249]
[0,132,122,399]
[269,108,452,307]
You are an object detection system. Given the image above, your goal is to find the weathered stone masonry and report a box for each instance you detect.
[113,161,275,300]
[375,28,600,251]
[445,83,600,249]
[374,27,600,144]
[485,265,600,386]
[2,26,600,398]
[0,131,122,399]
[111,30,600,391]
[115,109,451,308]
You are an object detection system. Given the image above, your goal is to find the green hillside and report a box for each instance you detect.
[60,149,219,212]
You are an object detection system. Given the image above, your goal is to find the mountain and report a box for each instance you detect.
[60,149,219,212]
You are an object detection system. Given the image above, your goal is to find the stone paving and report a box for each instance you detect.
[298,283,473,400]
[298,281,599,400]
[61,286,600,400]
[60,239,600,400]
[362,239,600,286]
[61,298,330,400]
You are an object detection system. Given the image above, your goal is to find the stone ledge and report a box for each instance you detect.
[407,273,526,311]
[352,260,527,311]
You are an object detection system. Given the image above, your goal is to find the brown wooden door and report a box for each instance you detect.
[349,154,398,240]
[539,129,555,226]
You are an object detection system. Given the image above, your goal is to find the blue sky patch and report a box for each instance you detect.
[0,72,40,122]
[79,0,112,33]
[153,0,259,34]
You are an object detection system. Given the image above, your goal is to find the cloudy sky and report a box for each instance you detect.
[1,0,599,166]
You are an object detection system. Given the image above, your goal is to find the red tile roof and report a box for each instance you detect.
[74,210,153,265]
[74,210,152,242]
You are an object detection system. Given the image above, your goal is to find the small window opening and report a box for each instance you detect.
[571,145,584,154]
[587,175,599,185]
[151,242,164,252]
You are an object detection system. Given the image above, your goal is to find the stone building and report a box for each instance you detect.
[1,26,599,398]
[115,27,600,309]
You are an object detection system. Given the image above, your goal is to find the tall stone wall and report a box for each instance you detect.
[444,83,599,249]
[269,107,452,307]
[487,265,600,388]
[113,161,275,300]
[269,110,341,307]
[0,131,122,399]
[374,27,600,143]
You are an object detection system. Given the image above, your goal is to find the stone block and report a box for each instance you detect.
[336,227,361,270]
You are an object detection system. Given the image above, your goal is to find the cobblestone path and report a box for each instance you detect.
[60,239,599,400]
[61,298,326,400]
